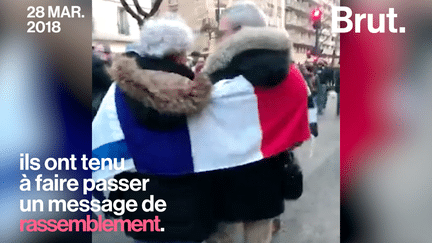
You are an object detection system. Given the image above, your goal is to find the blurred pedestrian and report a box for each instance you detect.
[315,60,331,115]
[202,2,310,242]
[192,57,205,74]
[92,50,112,120]
[298,63,318,137]
[92,13,214,243]
[299,63,316,95]
[188,51,201,68]
[93,43,113,66]
[334,67,340,116]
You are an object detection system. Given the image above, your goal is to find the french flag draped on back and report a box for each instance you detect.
[92,64,310,177]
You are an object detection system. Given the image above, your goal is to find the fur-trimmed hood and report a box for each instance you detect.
[203,27,292,87]
[108,55,212,115]
[203,27,291,74]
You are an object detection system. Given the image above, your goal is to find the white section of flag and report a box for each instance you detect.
[188,75,264,172]
[92,84,124,151]
[309,107,317,123]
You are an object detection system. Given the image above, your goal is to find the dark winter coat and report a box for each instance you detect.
[201,27,310,222]
[95,53,215,241]
[319,67,334,84]
[334,68,340,93]
[92,54,112,119]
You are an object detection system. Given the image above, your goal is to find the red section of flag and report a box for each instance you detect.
[255,64,311,157]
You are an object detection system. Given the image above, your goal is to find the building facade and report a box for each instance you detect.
[158,0,216,54]
[158,0,286,54]
[91,0,339,65]
[92,0,151,53]
[285,0,340,65]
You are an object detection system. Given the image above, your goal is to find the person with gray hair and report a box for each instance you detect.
[92,13,215,243]
[216,1,267,43]
[201,1,311,243]
[136,13,194,62]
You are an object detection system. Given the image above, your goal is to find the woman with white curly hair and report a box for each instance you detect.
[92,13,215,243]
[135,13,194,65]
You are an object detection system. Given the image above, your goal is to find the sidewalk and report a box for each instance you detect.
[272,91,340,243]
[272,150,340,243]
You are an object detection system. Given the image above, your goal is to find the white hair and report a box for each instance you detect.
[222,1,267,29]
[137,13,194,58]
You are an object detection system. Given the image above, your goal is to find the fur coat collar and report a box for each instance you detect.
[108,55,212,115]
[203,27,292,76]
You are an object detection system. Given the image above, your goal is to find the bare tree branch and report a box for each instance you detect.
[149,0,163,16]
[120,0,163,27]
[133,0,149,18]
[120,0,144,26]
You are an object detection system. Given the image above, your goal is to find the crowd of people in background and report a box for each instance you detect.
[298,60,340,117]
[91,2,339,243]
[92,43,113,119]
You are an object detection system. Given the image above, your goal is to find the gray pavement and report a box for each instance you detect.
[272,91,340,243]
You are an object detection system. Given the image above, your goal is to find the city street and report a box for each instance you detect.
[272,90,340,243]
[93,91,340,243]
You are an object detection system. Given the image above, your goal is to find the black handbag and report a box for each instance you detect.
[283,151,303,200]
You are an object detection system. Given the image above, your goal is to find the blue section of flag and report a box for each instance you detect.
[92,139,132,161]
[115,86,195,175]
